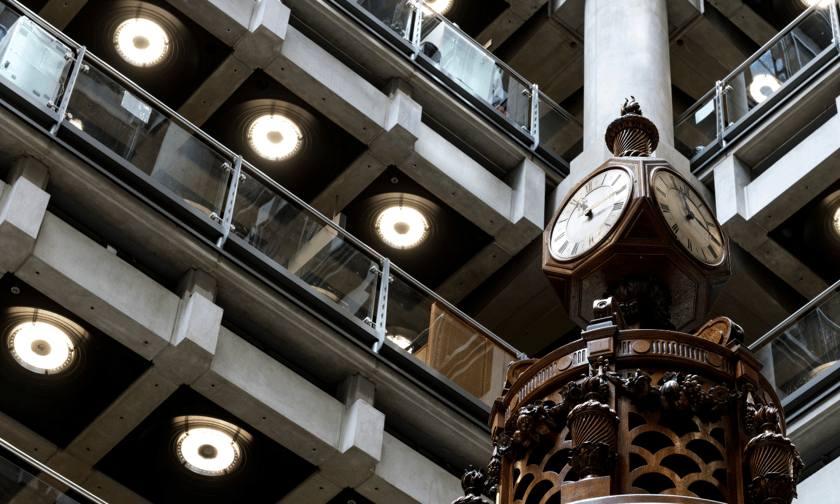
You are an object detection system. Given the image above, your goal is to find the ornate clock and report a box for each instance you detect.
[542,100,730,332]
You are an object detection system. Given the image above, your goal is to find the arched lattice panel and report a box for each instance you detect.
[505,427,573,504]
[627,405,729,502]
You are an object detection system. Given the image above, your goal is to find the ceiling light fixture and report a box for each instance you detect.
[802,0,830,6]
[749,74,781,103]
[375,206,429,249]
[9,322,75,374]
[177,427,241,476]
[114,18,170,67]
[833,207,840,235]
[247,114,303,161]
[422,0,454,14]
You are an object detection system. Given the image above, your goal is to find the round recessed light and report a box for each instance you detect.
[375,206,429,249]
[247,114,303,161]
[387,334,412,349]
[114,18,170,67]
[9,322,75,374]
[423,0,454,14]
[177,427,241,476]
[749,74,781,103]
[833,207,840,235]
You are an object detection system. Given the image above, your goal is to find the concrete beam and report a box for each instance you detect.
[356,433,461,504]
[39,0,88,30]
[0,159,50,274]
[707,0,776,45]
[16,213,180,360]
[368,87,423,165]
[310,150,387,216]
[476,0,550,50]
[65,368,179,467]
[177,54,254,127]
[153,269,224,384]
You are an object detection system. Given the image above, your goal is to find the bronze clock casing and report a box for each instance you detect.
[542,158,731,333]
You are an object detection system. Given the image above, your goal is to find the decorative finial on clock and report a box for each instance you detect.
[605,98,659,157]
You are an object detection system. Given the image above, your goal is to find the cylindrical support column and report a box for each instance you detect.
[583,0,673,151]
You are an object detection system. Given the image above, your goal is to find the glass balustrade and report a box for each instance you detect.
[0,453,80,503]
[0,0,528,408]
[724,5,834,128]
[419,13,532,131]
[63,63,232,221]
[538,95,583,161]
[386,273,515,406]
[351,0,413,39]
[753,284,840,401]
[229,168,379,325]
[675,92,718,160]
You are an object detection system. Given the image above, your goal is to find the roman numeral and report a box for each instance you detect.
[701,249,708,260]
[686,240,693,251]
[601,173,608,185]
[705,220,715,228]
[656,187,667,197]
[671,223,680,234]
[707,245,717,259]
[558,241,569,254]
[611,175,621,186]
[553,231,565,242]
[710,234,721,246]
[586,181,594,193]
[660,203,670,213]
[613,201,625,211]
[668,174,677,187]
[589,236,595,245]
[571,243,579,255]
[617,184,627,194]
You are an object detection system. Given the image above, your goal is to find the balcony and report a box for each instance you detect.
[0,0,525,422]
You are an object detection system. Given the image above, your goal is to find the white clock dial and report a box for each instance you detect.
[652,170,724,265]
[549,168,632,261]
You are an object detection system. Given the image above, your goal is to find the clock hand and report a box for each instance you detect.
[678,187,696,221]
[583,190,619,216]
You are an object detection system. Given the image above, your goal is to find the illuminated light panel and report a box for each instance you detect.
[802,0,830,6]
[114,18,170,67]
[423,0,454,14]
[387,334,412,349]
[247,115,303,161]
[375,206,429,249]
[749,74,781,103]
[834,207,840,235]
[10,322,75,374]
[177,427,240,476]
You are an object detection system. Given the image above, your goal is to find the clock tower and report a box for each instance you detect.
[451,103,802,504]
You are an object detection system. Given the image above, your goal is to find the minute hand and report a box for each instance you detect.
[586,190,618,213]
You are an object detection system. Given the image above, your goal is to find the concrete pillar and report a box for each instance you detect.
[582,0,673,161]
[0,157,51,274]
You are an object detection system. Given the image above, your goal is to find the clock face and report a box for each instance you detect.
[549,168,632,261]
[652,170,724,265]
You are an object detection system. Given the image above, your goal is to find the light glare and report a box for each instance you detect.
[10,322,74,374]
[833,207,840,235]
[376,206,428,249]
[178,428,239,476]
[387,334,412,349]
[114,18,170,67]
[749,74,781,103]
[247,115,302,161]
[423,0,454,14]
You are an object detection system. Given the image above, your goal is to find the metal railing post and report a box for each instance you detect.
[410,0,424,59]
[215,155,243,248]
[831,0,840,51]
[373,258,390,353]
[50,46,86,135]
[715,80,727,148]
[529,83,540,150]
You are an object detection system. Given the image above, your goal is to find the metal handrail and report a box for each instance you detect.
[750,278,840,352]
[538,90,583,128]
[721,1,827,88]
[0,435,110,504]
[674,86,717,128]
[1,0,526,363]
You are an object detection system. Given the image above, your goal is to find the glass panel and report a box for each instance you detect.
[386,274,515,406]
[419,14,531,130]
[0,12,74,111]
[538,98,583,161]
[231,174,379,324]
[724,6,833,127]
[0,453,80,503]
[64,63,231,218]
[675,95,718,159]
[354,0,413,38]
[757,289,840,400]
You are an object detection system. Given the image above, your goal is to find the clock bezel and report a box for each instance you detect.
[649,166,726,268]
[546,164,636,264]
